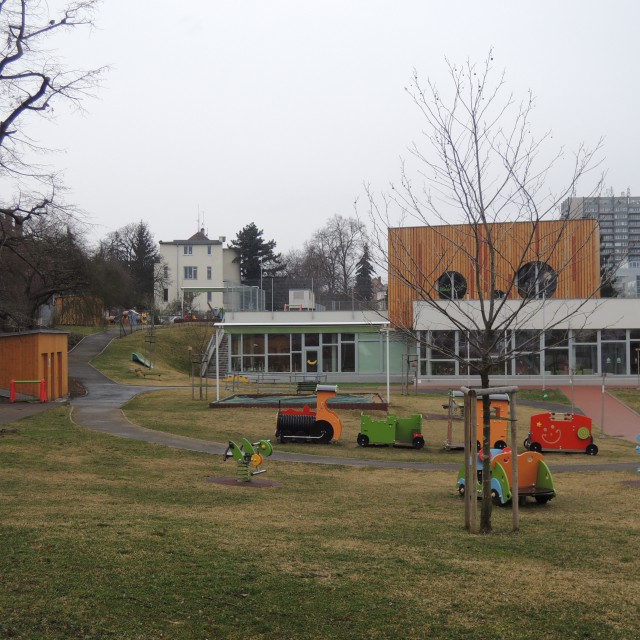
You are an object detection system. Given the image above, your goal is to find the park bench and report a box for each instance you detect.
[296,381,318,395]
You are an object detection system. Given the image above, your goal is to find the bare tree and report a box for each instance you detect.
[0,0,105,327]
[364,52,605,533]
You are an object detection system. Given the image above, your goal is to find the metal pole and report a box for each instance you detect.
[385,327,390,406]
[570,367,575,413]
[541,293,546,392]
[215,327,220,402]
[601,372,606,435]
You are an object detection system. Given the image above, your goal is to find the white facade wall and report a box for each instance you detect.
[157,236,240,311]
[413,298,640,331]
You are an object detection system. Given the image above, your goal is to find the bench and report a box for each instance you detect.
[296,381,318,395]
[131,368,161,379]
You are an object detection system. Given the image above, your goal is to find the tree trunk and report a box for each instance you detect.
[480,369,492,533]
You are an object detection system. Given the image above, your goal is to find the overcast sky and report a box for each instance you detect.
[39,0,640,253]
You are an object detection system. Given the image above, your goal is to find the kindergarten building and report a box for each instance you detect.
[179,219,640,383]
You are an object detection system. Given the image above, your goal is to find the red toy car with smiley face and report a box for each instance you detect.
[525,412,598,455]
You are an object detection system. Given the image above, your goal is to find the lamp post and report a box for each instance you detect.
[636,347,640,388]
[259,257,264,311]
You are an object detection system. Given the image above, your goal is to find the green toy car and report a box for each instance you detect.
[357,413,425,449]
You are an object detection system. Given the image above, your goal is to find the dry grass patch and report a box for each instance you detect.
[2,405,639,639]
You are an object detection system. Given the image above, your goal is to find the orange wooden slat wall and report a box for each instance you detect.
[388,220,600,329]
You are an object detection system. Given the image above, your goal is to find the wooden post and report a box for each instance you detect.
[510,391,519,532]
[463,392,471,530]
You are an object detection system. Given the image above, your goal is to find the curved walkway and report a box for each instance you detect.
[2,328,635,473]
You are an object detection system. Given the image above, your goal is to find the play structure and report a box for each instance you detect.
[357,413,424,448]
[275,384,343,443]
[223,437,274,482]
[457,447,556,506]
[525,412,598,455]
[443,389,509,450]
[131,352,152,368]
[9,378,47,403]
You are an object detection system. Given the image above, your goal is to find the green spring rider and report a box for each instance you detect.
[223,438,274,482]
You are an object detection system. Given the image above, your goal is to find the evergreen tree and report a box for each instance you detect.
[93,221,158,308]
[354,244,375,301]
[230,222,284,283]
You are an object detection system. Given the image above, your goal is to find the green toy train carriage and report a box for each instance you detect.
[357,413,425,449]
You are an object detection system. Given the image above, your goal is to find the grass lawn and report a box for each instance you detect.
[1,405,639,639]
[88,324,216,387]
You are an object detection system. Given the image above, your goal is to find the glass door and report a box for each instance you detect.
[304,349,319,374]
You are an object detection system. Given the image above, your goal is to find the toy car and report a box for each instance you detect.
[457,447,556,506]
[525,412,598,455]
[357,413,424,448]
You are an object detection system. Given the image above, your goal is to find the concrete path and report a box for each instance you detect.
[1,328,636,473]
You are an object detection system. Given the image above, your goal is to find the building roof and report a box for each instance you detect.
[188,228,209,241]
[159,228,227,245]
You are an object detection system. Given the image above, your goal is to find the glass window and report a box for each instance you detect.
[267,355,290,373]
[602,344,626,374]
[545,330,568,348]
[304,334,319,347]
[515,353,540,375]
[231,335,241,355]
[243,334,265,354]
[601,329,626,341]
[243,355,264,372]
[291,334,302,351]
[322,345,339,372]
[545,349,569,375]
[431,361,456,375]
[183,245,193,255]
[437,271,467,299]
[574,344,597,374]
[515,330,540,351]
[207,266,212,280]
[429,330,456,358]
[573,330,597,344]
[268,335,290,354]
[183,266,198,280]
[341,343,355,372]
[516,262,557,298]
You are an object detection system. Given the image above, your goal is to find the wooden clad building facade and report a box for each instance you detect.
[388,220,601,328]
[0,331,69,401]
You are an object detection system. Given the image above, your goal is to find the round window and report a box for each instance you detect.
[516,262,557,299]
[437,271,467,300]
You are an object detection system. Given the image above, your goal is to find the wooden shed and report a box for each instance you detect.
[0,330,69,401]
[388,219,601,328]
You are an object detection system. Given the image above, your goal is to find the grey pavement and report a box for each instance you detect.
[0,327,636,473]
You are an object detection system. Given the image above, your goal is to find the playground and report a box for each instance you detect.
[1,403,638,639]
[1,327,639,638]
